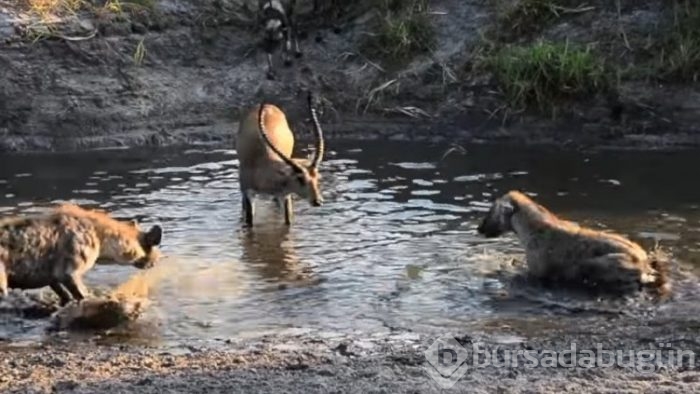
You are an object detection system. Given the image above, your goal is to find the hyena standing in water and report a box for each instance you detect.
[477,191,670,297]
[0,204,163,305]
[258,0,303,80]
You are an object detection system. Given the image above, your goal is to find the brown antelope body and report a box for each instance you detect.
[235,93,325,226]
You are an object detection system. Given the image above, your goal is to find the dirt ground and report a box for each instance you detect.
[1,310,700,393]
[0,0,699,152]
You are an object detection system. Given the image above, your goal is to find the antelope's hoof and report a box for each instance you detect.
[283,59,292,67]
[294,51,303,59]
[315,34,323,43]
[266,71,276,80]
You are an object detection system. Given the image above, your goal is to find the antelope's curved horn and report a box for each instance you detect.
[307,92,325,170]
[257,103,304,173]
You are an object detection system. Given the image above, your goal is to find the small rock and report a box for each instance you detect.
[53,380,80,392]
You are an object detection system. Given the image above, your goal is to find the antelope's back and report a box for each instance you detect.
[236,104,295,167]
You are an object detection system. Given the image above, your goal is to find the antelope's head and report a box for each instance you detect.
[258,92,325,207]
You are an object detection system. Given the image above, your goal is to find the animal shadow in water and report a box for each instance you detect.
[239,220,318,288]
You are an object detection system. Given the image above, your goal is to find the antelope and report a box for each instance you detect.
[477,191,670,297]
[258,0,302,80]
[235,92,325,226]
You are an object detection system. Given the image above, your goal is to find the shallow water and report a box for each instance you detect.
[1,142,700,347]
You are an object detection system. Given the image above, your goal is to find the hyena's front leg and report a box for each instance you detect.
[0,262,8,298]
[50,283,73,306]
[62,273,88,302]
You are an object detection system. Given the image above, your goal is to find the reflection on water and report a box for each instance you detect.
[1,143,700,346]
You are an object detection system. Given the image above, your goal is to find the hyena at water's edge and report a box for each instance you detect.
[477,190,670,297]
[0,204,163,305]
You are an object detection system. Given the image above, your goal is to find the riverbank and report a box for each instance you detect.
[2,309,700,393]
[0,0,698,152]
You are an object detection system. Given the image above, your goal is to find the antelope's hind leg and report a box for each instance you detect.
[284,196,294,225]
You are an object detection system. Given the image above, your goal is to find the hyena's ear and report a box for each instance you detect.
[497,197,518,216]
[143,225,163,247]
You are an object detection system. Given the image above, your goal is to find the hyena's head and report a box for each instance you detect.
[100,220,163,269]
[477,194,518,238]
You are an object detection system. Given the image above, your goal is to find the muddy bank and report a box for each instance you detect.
[1,309,700,393]
[0,0,699,152]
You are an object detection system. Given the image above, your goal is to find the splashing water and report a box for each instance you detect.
[51,251,168,331]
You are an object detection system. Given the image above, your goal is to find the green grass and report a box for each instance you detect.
[655,0,700,82]
[361,0,436,66]
[496,0,561,39]
[485,41,609,112]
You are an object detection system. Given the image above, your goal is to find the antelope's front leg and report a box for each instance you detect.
[284,196,294,225]
[242,192,255,226]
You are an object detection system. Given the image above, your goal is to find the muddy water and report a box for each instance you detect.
[1,143,700,347]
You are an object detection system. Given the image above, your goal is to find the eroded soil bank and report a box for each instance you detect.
[2,311,700,393]
[0,0,699,152]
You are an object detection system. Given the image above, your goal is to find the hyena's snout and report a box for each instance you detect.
[476,216,502,238]
[133,247,162,269]
[134,225,163,269]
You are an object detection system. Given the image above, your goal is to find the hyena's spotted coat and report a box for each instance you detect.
[0,204,162,305]
[477,191,670,296]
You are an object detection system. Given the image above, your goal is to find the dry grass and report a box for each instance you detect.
[21,0,156,42]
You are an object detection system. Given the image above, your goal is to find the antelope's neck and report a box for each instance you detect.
[253,161,290,195]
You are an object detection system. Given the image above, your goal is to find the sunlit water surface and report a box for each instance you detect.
[1,142,700,347]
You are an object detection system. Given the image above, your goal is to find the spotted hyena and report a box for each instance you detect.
[0,204,163,305]
[477,190,670,296]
